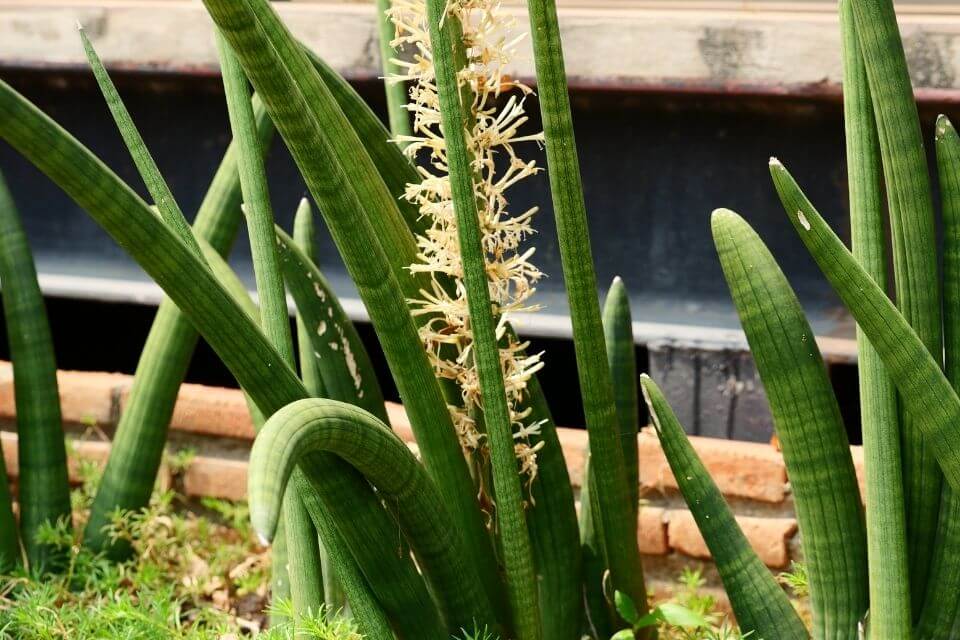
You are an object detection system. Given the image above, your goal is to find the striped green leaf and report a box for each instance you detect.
[522,366,582,640]
[84,94,273,556]
[769,161,960,495]
[913,115,960,638]
[292,201,346,614]
[580,276,639,638]
[276,221,387,424]
[423,0,539,635]
[202,3,503,615]
[0,171,67,572]
[840,0,911,634]
[248,398,498,634]
[640,374,808,640]
[849,0,943,603]
[603,277,639,518]
[712,207,867,639]
[523,0,647,626]
[79,27,201,257]
[0,78,444,639]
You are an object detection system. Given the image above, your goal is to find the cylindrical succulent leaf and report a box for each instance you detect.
[713,207,867,639]
[0,78,445,639]
[202,1,503,612]
[640,374,809,640]
[916,115,960,637]
[0,171,67,572]
[248,398,498,635]
[849,0,943,603]
[422,0,540,634]
[840,0,911,635]
[769,161,960,494]
[84,93,273,557]
[523,0,648,627]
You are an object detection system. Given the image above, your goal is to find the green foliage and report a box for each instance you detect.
[641,375,806,640]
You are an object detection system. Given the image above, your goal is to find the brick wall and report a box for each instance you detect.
[0,361,857,600]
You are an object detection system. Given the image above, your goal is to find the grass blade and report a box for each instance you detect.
[248,398,498,634]
[850,0,943,602]
[769,161,960,495]
[0,172,67,572]
[524,0,647,624]
[712,207,867,639]
[640,374,808,640]
[915,115,960,637]
[840,0,911,635]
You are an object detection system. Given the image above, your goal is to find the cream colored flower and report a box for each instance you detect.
[387,0,546,491]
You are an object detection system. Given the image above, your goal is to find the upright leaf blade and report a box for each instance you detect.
[84,95,273,555]
[840,0,911,634]
[712,207,867,639]
[0,172,66,572]
[850,0,943,603]
[423,0,539,634]
[914,115,960,638]
[524,0,647,623]
[640,375,808,640]
[79,27,202,258]
[769,161,960,494]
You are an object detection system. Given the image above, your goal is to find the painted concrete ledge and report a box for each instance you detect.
[5,1,960,99]
[0,361,830,577]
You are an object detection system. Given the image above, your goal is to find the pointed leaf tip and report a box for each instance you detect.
[937,114,955,140]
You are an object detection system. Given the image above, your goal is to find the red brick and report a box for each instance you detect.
[666,509,797,569]
[0,363,127,427]
[639,505,668,555]
[127,383,255,440]
[639,428,788,503]
[182,455,248,501]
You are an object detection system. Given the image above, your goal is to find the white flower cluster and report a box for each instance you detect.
[386,0,547,489]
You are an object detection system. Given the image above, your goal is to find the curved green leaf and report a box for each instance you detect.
[249,398,497,633]
[712,207,867,639]
[0,78,443,639]
[202,2,502,614]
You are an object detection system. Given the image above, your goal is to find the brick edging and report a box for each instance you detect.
[0,361,816,570]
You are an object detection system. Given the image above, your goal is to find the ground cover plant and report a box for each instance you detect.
[0,0,957,637]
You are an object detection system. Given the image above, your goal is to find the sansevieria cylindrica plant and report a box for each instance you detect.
[0,0,651,637]
[639,1,960,639]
